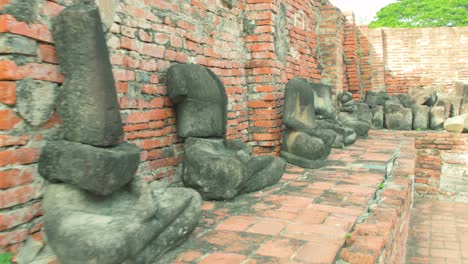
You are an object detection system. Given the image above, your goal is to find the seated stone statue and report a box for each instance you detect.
[38,4,202,263]
[311,83,357,147]
[281,77,336,168]
[42,181,201,264]
[337,92,372,138]
[183,138,286,200]
[167,64,227,138]
[167,63,286,200]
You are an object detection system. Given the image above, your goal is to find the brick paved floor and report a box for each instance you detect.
[406,200,468,264]
[157,131,413,264]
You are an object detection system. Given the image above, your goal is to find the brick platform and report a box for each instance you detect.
[157,130,415,264]
[406,200,468,264]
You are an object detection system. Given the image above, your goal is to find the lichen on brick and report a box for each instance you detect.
[3,0,39,23]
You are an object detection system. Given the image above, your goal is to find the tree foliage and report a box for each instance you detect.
[369,0,468,28]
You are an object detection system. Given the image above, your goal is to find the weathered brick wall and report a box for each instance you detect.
[343,12,361,99]
[0,0,64,253]
[359,27,468,94]
[414,132,468,201]
[317,2,346,94]
[0,0,340,253]
[2,0,466,256]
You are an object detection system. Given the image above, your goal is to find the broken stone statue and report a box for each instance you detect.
[167,63,286,200]
[38,4,202,263]
[281,77,336,168]
[337,92,372,137]
[384,100,413,130]
[311,83,357,147]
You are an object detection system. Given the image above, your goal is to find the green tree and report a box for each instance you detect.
[369,0,468,28]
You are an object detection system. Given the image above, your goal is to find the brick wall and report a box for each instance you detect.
[0,0,341,252]
[414,132,468,202]
[343,12,361,99]
[359,27,468,94]
[317,2,346,94]
[1,0,467,256]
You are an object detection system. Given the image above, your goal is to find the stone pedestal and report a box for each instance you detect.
[413,105,430,130]
[384,101,413,130]
[430,106,446,130]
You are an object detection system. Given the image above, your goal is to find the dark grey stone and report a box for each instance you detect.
[52,4,124,146]
[17,78,58,127]
[413,105,430,130]
[221,0,238,8]
[310,83,356,147]
[183,138,286,200]
[281,78,335,168]
[408,86,438,107]
[384,101,413,130]
[38,140,140,196]
[371,106,384,129]
[167,64,227,138]
[364,91,389,107]
[95,0,120,31]
[317,119,357,147]
[42,181,201,264]
[240,155,287,194]
[430,106,446,130]
[394,94,415,108]
[0,34,37,55]
[338,92,353,104]
[437,98,453,119]
[338,92,372,137]
[311,83,335,119]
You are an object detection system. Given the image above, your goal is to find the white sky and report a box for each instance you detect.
[329,0,397,24]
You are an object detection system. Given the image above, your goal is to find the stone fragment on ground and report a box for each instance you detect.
[430,106,446,130]
[444,113,468,133]
[413,105,430,130]
[384,101,413,130]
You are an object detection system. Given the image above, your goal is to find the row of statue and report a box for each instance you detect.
[364,86,468,132]
[34,3,377,264]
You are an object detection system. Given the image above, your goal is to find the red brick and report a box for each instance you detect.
[0,81,16,105]
[294,239,343,264]
[0,169,34,189]
[215,216,259,232]
[39,44,58,64]
[247,219,287,235]
[256,238,301,258]
[0,147,40,166]
[40,1,64,17]
[0,184,38,209]
[0,202,42,231]
[0,134,28,148]
[199,252,246,264]
[0,109,21,130]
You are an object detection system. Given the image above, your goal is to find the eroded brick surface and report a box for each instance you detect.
[406,200,468,264]
[158,131,414,264]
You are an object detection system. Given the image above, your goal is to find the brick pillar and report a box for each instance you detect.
[366,28,386,91]
[317,4,345,95]
[343,12,362,99]
[357,25,372,93]
[243,0,288,156]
